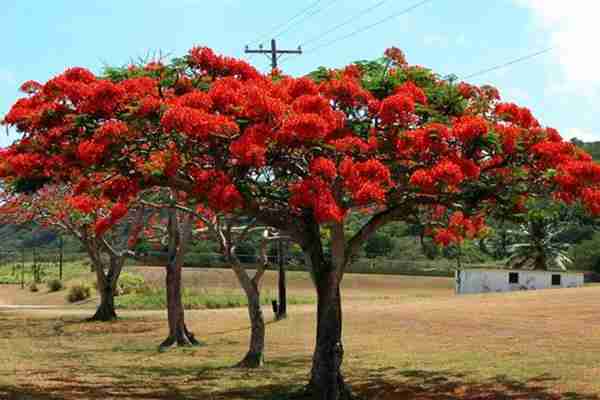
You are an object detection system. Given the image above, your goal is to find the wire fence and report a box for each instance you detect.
[0,246,506,287]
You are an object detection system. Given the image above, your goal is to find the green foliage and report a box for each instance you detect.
[364,233,394,258]
[66,282,92,303]
[569,233,600,272]
[116,272,146,295]
[115,288,314,310]
[234,241,256,264]
[46,278,63,292]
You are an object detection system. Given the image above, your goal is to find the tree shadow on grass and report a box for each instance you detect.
[3,365,598,400]
[352,368,600,400]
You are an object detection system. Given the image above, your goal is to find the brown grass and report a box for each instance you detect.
[1,269,600,399]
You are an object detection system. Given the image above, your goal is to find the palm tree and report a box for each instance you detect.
[506,218,572,271]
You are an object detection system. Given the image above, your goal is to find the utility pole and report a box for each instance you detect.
[275,238,287,320]
[245,39,301,70]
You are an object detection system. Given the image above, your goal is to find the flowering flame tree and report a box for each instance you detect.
[0,184,145,321]
[2,46,600,399]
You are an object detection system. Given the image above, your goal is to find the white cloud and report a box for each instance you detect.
[515,1,600,86]
[566,127,600,142]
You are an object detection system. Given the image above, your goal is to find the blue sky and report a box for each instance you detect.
[1,0,598,147]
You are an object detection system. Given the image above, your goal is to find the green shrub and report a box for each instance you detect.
[66,283,91,303]
[29,282,39,292]
[46,279,63,292]
[364,233,394,258]
[116,272,146,295]
[115,288,314,310]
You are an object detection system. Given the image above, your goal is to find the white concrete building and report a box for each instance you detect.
[455,268,584,295]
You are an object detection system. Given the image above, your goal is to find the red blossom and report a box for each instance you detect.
[378,94,416,126]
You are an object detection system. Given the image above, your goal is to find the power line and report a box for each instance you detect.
[247,0,323,48]
[461,47,554,80]
[282,0,433,63]
[300,0,391,49]
[274,0,343,40]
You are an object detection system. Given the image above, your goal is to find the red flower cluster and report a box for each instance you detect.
[67,194,98,214]
[433,211,486,246]
[188,46,259,81]
[340,158,391,205]
[102,176,140,201]
[452,116,488,142]
[309,157,337,180]
[191,169,243,212]
[230,125,269,167]
[160,105,239,139]
[378,94,416,126]
[95,120,129,140]
[410,159,465,191]
[77,140,107,165]
[395,81,427,105]
[321,76,372,109]
[582,188,600,215]
[290,178,344,223]
[494,103,539,129]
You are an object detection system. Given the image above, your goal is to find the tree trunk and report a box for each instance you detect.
[88,257,122,322]
[89,276,117,321]
[159,259,199,349]
[308,270,353,400]
[236,283,265,368]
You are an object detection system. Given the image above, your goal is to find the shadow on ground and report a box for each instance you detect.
[2,366,598,400]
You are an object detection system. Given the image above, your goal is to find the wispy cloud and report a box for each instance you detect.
[566,127,599,142]
[515,1,600,89]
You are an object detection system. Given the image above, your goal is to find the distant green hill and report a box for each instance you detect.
[572,139,600,161]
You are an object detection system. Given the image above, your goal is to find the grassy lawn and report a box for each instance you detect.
[2,269,600,399]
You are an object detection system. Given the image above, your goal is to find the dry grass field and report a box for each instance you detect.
[1,268,600,399]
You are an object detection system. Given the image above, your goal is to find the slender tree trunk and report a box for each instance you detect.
[159,258,199,349]
[236,282,265,368]
[308,269,353,400]
[88,257,122,322]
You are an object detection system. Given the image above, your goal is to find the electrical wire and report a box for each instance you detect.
[274,0,343,40]
[281,0,433,64]
[461,47,554,80]
[247,0,323,48]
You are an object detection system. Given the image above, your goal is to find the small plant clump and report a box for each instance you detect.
[46,279,64,292]
[66,282,92,303]
[28,282,39,292]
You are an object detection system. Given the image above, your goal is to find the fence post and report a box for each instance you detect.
[59,235,64,281]
[21,247,25,289]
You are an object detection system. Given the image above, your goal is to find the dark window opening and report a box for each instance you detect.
[509,272,519,284]
[552,274,562,286]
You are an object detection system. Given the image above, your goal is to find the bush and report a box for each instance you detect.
[116,272,146,296]
[46,279,63,292]
[66,283,91,303]
[570,233,600,272]
[364,233,394,258]
[29,282,39,292]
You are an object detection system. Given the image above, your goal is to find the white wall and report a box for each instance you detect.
[455,269,584,294]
